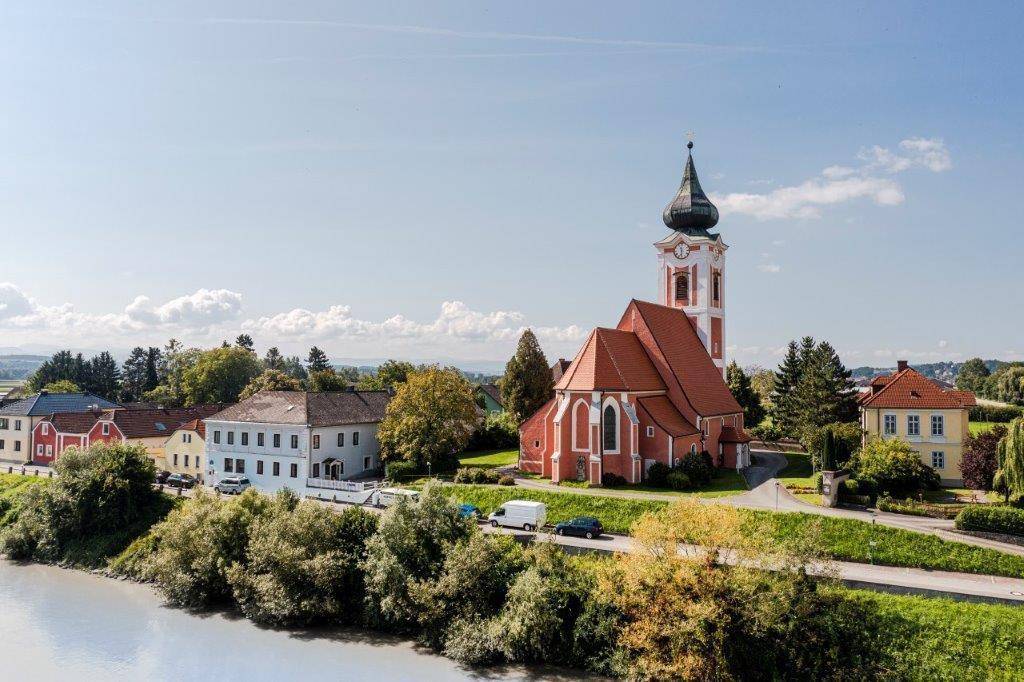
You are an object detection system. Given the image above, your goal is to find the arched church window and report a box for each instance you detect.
[712,273,721,304]
[690,443,698,456]
[675,273,689,302]
[603,404,617,451]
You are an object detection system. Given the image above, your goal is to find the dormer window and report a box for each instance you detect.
[675,273,689,302]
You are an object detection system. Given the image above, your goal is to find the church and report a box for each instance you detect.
[519,141,751,485]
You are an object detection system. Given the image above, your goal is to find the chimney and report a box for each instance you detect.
[897,360,909,372]
[39,389,49,396]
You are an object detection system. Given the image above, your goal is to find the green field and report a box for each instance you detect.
[777,451,815,489]
[969,421,997,436]
[614,468,749,498]
[456,448,519,469]
[443,483,1024,577]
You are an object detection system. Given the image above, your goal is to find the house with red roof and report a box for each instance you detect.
[859,360,976,485]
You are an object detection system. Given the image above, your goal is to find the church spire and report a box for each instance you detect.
[662,140,720,234]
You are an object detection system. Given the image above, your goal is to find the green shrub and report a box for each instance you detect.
[498,474,516,486]
[970,404,1024,423]
[667,470,691,491]
[750,421,782,442]
[956,505,1024,537]
[645,462,670,488]
[385,460,419,481]
[803,422,862,468]
[814,472,823,493]
[601,472,627,488]
[852,439,940,497]
[468,411,519,450]
[676,449,712,486]
[841,478,859,495]
[453,467,500,485]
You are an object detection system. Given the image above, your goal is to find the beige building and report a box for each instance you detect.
[859,361,975,486]
[164,420,207,481]
[0,391,118,464]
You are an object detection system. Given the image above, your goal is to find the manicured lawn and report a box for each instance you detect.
[776,451,815,490]
[442,484,1024,577]
[617,468,748,498]
[969,421,997,436]
[457,448,518,469]
[836,588,1024,678]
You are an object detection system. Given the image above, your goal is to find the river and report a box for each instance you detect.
[0,560,583,681]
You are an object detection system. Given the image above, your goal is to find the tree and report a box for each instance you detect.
[263,347,284,371]
[239,369,302,400]
[749,366,775,412]
[143,344,200,407]
[377,366,478,471]
[144,347,161,394]
[961,424,1008,490]
[501,330,553,422]
[120,347,149,402]
[726,361,765,427]
[852,438,940,497]
[235,334,255,352]
[956,357,991,393]
[306,346,331,374]
[994,366,1024,406]
[42,379,80,393]
[281,356,308,382]
[308,369,350,392]
[996,418,1024,501]
[86,352,121,401]
[181,346,262,405]
[356,359,415,391]
[770,341,803,435]
[27,350,85,392]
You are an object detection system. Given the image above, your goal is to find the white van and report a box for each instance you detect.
[487,500,547,532]
[374,487,420,508]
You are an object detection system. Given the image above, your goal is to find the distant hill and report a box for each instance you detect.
[850,360,1007,385]
[0,354,46,381]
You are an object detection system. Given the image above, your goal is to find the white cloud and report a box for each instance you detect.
[757,263,781,273]
[125,289,243,327]
[0,283,34,320]
[713,137,950,221]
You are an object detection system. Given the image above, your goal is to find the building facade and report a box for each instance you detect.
[204,391,390,494]
[859,361,975,486]
[164,420,208,481]
[0,391,119,464]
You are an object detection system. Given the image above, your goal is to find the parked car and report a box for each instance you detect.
[214,476,251,495]
[374,487,420,508]
[459,503,482,520]
[487,500,546,532]
[154,470,171,484]
[165,473,196,489]
[554,516,603,539]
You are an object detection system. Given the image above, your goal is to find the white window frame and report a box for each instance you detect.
[930,414,944,438]
[41,423,49,436]
[906,414,920,437]
[931,451,944,469]
[600,397,620,454]
[646,425,655,437]
[883,414,897,436]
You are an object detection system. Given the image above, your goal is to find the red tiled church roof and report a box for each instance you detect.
[637,396,698,436]
[859,368,976,410]
[555,328,667,392]
[720,425,751,443]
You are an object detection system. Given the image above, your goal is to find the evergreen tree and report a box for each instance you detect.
[144,347,161,394]
[501,329,553,422]
[87,352,121,401]
[306,346,331,373]
[235,334,255,352]
[263,347,284,371]
[770,341,803,435]
[282,356,308,381]
[121,347,150,402]
[726,361,765,427]
[792,342,857,435]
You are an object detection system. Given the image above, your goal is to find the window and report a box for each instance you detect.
[257,432,265,447]
[273,433,281,448]
[337,432,345,447]
[0,418,6,429]
[46,445,52,456]
[272,461,280,476]
[100,422,108,435]
[337,461,345,475]
[931,451,944,469]
[173,453,178,466]
[364,456,371,470]
[675,273,689,302]
[41,423,49,436]
[602,404,617,451]
[213,430,221,444]
[290,435,299,449]
[235,459,245,474]
[181,433,187,443]
[313,435,320,449]
[712,272,721,305]
[312,463,320,478]
[227,431,234,445]
[196,458,200,469]
[931,415,944,437]
[36,444,43,456]
[646,426,655,437]
[0,440,4,450]
[883,414,897,436]
[256,460,263,475]
[224,458,233,473]
[184,455,189,468]
[690,443,698,456]
[290,463,298,478]
[241,432,248,446]
[907,415,920,436]
[14,419,21,431]
[14,441,20,452]
[534,440,540,448]
[353,432,359,446]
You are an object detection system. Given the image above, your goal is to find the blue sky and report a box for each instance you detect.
[1,1,1021,369]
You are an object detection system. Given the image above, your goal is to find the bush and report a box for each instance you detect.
[468,411,519,450]
[814,472,823,493]
[956,505,1024,537]
[646,462,670,488]
[675,449,713,486]
[385,460,419,481]
[498,475,516,486]
[852,439,940,498]
[454,467,500,485]
[841,478,859,495]
[601,472,627,488]
[750,421,782,442]
[667,470,691,491]
[970,405,1024,423]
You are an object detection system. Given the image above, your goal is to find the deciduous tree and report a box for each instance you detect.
[239,369,302,400]
[996,418,1024,501]
[961,424,1007,490]
[42,379,80,393]
[956,357,991,393]
[181,346,262,405]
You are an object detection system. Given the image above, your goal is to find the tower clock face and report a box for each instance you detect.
[673,244,689,259]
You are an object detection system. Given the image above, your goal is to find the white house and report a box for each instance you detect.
[204,390,390,494]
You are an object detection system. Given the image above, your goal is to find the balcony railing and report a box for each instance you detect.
[306,478,380,492]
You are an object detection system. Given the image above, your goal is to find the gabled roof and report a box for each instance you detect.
[206,391,391,426]
[110,405,227,439]
[177,418,206,439]
[550,359,572,383]
[40,411,104,434]
[859,368,976,410]
[720,425,752,443]
[0,392,119,417]
[477,384,503,407]
[555,328,666,392]
[621,300,742,417]
[637,396,698,436]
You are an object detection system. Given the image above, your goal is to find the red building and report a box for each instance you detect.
[519,142,750,484]
[30,411,102,464]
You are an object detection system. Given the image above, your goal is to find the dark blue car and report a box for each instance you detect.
[459,504,482,520]
[554,516,603,539]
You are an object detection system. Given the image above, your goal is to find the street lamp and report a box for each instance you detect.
[427,461,432,479]
[774,480,780,512]
[868,511,877,565]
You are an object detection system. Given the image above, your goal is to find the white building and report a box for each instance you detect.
[204,390,390,494]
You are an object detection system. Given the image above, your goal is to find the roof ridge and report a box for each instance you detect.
[558,329,596,390]
[629,299,705,418]
[861,367,915,406]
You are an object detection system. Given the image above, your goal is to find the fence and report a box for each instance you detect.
[306,477,381,492]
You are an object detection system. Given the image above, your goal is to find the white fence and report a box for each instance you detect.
[306,478,380,492]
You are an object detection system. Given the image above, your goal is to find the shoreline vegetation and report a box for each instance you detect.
[1,446,1023,678]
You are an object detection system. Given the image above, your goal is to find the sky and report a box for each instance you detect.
[1,1,1022,370]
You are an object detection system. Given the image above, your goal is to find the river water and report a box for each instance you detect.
[0,560,581,681]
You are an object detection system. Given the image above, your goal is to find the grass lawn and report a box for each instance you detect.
[456,448,518,469]
[969,421,997,436]
[442,484,1024,577]
[776,451,815,490]
[616,468,748,499]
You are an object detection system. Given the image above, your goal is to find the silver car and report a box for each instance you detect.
[214,476,251,494]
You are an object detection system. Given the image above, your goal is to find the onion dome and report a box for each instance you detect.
[662,141,719,233]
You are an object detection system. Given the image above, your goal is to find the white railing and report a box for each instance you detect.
[306,478,380,492]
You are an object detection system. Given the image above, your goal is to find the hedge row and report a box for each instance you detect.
[955,505,1024,537]
[969,404,1024,423]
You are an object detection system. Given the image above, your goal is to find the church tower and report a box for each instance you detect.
[654,141,728,376]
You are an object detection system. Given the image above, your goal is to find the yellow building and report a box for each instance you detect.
[163,419,207,481]
[859,361,976,486]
